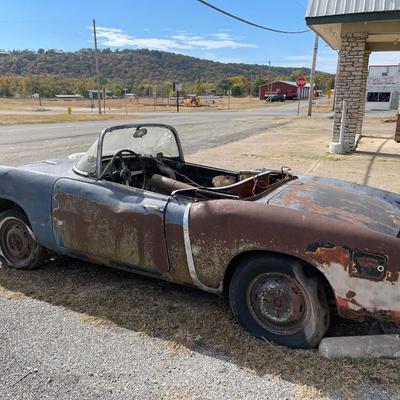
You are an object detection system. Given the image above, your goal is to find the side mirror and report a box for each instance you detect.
[133,127,148,138]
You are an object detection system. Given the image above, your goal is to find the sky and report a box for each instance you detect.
[1,0,399,73]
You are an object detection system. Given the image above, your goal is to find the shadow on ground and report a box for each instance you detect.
[0,257,399,399]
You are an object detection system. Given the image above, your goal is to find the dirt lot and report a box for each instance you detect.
[0,96,289,125]
[188,115,400,193]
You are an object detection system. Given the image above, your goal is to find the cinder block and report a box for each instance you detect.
[319,335,400,359]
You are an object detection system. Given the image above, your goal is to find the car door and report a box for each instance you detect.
[51,177,170,273]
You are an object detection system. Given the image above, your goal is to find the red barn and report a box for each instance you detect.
[259,80,311,100]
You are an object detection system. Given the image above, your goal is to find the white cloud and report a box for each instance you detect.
[280,50,339,73]
[280,50,400,74]
[95,27,257,52]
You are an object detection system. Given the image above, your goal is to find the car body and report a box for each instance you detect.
[266,94,286,102]
[0,123,399,348]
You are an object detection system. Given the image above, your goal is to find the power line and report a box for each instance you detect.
[0,20,86,24]
[197,0,310,34]
[293,0,306,10]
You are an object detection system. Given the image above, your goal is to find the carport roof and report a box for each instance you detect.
[306,0,400,51]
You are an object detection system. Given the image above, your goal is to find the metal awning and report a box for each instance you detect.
[306,0,400,51]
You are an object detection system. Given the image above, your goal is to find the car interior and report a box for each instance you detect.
[100,150,295,201]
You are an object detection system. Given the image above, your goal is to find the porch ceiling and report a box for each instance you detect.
[307,17,400,51]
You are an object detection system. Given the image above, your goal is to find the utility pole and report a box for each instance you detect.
[268,61,272,98]
[307,34,319,117]
[249,72,253,97]
[103,87,106,114]
[92,19,101,115]
[332,50,340,112]
[124,88,128,116]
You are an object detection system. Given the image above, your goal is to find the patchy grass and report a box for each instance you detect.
[0,258,399,399]
[0,113,138,125]
[302,100,334,113]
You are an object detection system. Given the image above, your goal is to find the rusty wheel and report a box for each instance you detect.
[248,273,310,336]
[0,210,44,270]
[229,254,330,348]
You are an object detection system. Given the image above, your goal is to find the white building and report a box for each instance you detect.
[366,65,400,110]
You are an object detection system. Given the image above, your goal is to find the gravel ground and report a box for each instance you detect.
[0,291,303,400]
[0,259,399,400]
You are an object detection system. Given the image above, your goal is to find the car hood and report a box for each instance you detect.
[267,175,400,237]
[17,158,78,179]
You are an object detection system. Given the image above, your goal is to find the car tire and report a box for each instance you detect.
[0,209,45,270]
[229,254,330,348]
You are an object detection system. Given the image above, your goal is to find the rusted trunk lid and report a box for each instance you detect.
[267,175,400,237]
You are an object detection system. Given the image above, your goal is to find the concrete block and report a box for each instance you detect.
[319,335,400,359]
[329,141,345,154]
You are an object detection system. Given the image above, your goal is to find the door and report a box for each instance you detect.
[52,177,170,273]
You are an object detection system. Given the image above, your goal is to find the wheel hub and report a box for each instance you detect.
[1,218,35,264]
[249,273,309,335]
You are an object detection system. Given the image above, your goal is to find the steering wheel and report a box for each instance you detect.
[108,149,146,189]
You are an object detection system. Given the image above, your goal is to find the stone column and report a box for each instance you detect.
[331,32,369,154]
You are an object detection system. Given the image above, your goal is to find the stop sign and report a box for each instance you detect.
[296,76,307,88]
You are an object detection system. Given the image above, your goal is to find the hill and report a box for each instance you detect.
[1,48,314,82]
[0,49,334,97]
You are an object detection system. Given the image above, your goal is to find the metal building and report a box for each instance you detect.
[259,81,311,100]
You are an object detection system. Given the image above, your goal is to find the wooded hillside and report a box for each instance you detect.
[0,49,334,97]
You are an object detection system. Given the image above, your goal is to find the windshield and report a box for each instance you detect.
[75,125,181,175]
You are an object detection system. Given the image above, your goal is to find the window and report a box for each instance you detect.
[367,92,391,103]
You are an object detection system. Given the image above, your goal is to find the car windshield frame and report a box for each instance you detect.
[73,123,185,178]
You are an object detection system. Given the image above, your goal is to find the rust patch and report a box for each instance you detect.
[269,176,400,236]
[346,291,356,299]
[336,296,400,323]
[53,192,169,272]
[306,242,350,269]
[387,271,400,283]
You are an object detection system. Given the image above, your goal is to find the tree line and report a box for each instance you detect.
[0,49,335,98]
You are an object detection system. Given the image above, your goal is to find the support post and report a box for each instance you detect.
[330,100,347,154]
[297,88,301,116]
[395,112,400,143]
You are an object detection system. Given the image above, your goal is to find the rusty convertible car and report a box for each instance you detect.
[0,123,399,348]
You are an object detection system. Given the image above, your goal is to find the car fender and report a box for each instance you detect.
[187,199,400,321]
[0,165,58,250]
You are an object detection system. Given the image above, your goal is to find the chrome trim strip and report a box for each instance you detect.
[183,204,223,294]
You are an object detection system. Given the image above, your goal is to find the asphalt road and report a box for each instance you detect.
[0,102,307,166]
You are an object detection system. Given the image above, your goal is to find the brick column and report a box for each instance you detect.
[332,32,369,153]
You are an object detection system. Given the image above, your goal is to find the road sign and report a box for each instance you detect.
[296,76,307,88]
[173,82,183,92]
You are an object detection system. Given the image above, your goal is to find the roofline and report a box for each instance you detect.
[369,65,400,67]
[259,80,312,88]
[306,10,400,26]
